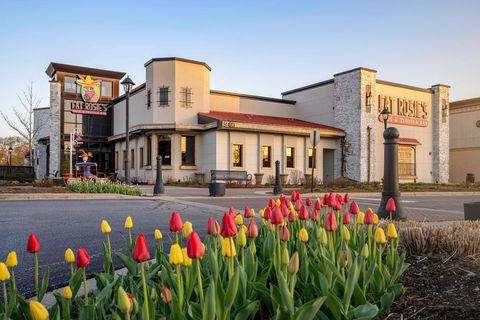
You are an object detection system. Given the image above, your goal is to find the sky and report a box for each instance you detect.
[0,0,479,136]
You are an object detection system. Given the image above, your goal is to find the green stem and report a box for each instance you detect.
[276,225,281,269]
[214,237,218,258]
[83,267,88,305]
[34,253,38,296]
[10,268,16,293]
[3,281,7,306]
[289,274,296,297]
[176,264,183,311]
[353,215,358,247]
[106,234,112,256]
[328,232,335,264]
[175,232,179,245]
[128,229,132,248]
[241,247,245,270]
[196,259,205,307]
[377,246,383,274]
[141,262,150,320]
[70,263,74,278]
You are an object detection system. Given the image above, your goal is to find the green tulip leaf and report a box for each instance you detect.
[292,296,327,320]
[348,302,379,320]
[203,280,216,320]
[277,272,294,315]
[114,252,137,275]
[37,265,50,302]
[233,300,259,320]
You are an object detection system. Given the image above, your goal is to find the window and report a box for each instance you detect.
[115,151,119,170]
[159,86,170,107]
[139,147,144,168]
[146,136,152,166]
[130,149,135,169]
[64,77,77,93]
[179,87,193,108]
[262,145,272,168]
[308,148,316,169]
[286,147,295,168]
[398,146,416,177]
[232,144,243,167]
[181,135,195,166]
[101,81,112,97]
[122,150,126,170]
[147,89,152,109]
[158,136,172,166]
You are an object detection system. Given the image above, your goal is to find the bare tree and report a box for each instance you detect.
[1,82,41,166]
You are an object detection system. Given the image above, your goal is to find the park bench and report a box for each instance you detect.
[210,170,252,186]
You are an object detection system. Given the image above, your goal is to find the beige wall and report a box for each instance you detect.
[113,89,148,135]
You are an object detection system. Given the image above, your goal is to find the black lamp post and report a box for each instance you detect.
[121,75,135,184]
[8,146,13,166]
[380,107,390,130]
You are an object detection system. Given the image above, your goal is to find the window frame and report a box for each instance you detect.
[261,145,272,168]
[307,147,317,169]
[180,135,196,168]
[157,135,172,167]
[232,143,244,168]
[130,149,135,169]
[115,151,119,171]
[285,146,295,169]
[122,150,126,170]
[139,147,144,168]
[159,86,170,107]
[146,135,152,166]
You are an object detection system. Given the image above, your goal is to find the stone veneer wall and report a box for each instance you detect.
[431,84,450,183]
[333,68,377,182]
[48,81,61,178]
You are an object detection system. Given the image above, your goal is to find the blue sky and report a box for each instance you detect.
[0,0,479,136]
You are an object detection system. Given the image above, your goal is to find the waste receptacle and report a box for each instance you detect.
[209,182,226,197]
[466,173,475,184]
[464,202,480,220]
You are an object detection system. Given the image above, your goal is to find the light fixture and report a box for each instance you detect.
[381,107,390,130]
[121,75,135,93]
[365,86,373,107]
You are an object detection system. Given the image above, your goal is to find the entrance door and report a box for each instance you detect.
[323,149,335,183]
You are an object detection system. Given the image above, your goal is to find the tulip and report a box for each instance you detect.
[362,243,369,259]
[268,198,276,208]
[373,213,379,224]
[317,227,327,245]
[207,218,220,237]
[182,221,193,239]
[280,203,290,217]
[251,209,256,217]
[323,194,330,207]
[169,211,183,235]
[132,234,150,262]
[161,285,173,304]
[64,248,75,276]
[342,225,351,241]
[246,220,259,238]
[264,207,272,220]
[288,211,296,222]
[27,233,41,295]
[182,248,192,267]
[124,216,133,245]
[339,251,349,269]
[387,223,398,239]
[270,206,284,225]
[333,200,342,211]
[374,227,387,245]
[279,226,290,241]
[222,236,236,257]
[364,208,375,225]
[299,228,309,243]
[29,301,49,320]
[187,232,205,259]
[154,228,163,242]
[118,286,131,315]
[306,197,312,207]
[290,191,297,202]
[169,243,183,265]
[244,207,253,219]
[76,247,90,304]
[63,285,73,300]
[349,201,360,215]
[344,193,350,203]
[358,211,365,225]
[101,219,111,234]
[336,194,344,206]
[229,207,236,214]
[259,209,265,218]
[386,197,396,221]
[236,228,246,248]
[296,193,302,203]
[288,251,299,274]
[342,212,351,224]
[294,200,303,212]
[235,213,243,226]
[315,198,322,210]
[220,213,237,237]
[0,263,10,306]
[6,251,17,292]
[310,209,319,222]
[298,205,308,220]
[324,212,337,231]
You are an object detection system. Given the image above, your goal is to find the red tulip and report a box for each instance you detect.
[264,207,272,220]
[270,206,284,225]
[386,198,396,212]
[298,205,308,220]
[296,193,302,203]
[244,207,253,219]
[323,194,330,207]
[364,208,375,225]
[280,203,289,217]
[246,220,258,238]
[279,226,290,241]
[310,209,319,222]
[285,199,291,208]
[268,198,276,208]
[349,201,360,215]
[332,199,342,211]
[169,211,183,232]
[27,233,41,254]
[76,247,90,268]
[290,191,297,202]
[294,200,303,212]
[328,192,335,206]
[306,197,312,207]
[132,234,151,262]
[324,212,337,231]
[342,212,351,224]
[187,232,205,259]
[288,210,296,222]
[336,194,344,206]
[279,195,286,204]
[207,217,220,237]
[229,207,235,214]
[314,198,322,210]
[339,251,349,268]
[344,193,350,203]
[220,213,237,237]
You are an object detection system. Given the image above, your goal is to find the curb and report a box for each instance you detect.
[0,193,149,201]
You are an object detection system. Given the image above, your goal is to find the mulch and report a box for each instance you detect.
[0,186,70,193]
[388,254,480,319]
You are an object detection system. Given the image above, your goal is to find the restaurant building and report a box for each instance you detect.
[35,57,450,184]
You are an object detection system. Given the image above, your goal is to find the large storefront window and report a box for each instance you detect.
[181,135,195,166]
[262,145,272,168]
[398,146,416,178]
[232,144,243,167]
[308,148,316,169]
[158,136,172,166]
[286,147,295,168]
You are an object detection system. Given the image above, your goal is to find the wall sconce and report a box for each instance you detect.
[441,99,448,122]
[365,85,373,112]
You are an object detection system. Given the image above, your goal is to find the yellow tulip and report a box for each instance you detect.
[241,224,247,233]
[222,237,236,257]
[358,211,365,225]
[342,225,351,241]
[275,199,281,207]
[182,221,193,239]
[374,227,387,245]
[361,243,369,259]
[387,223,398,239]
[29,301,49,320]
[6,251,17,268]
[235,214,243,225]
[169,244,184,265]
[288,251,299,274]
[282,247,289,266]
[0,263,10,281]
[262,219,268,226]
[259,209,265,218]
[118,286,131,314]
[63,286,73,300]
[237,228,247,247]
[65,248,75,264]
[124,216,133,229]
[373,213,379,224]
[299,228,309,243]
[182,248,192,267]
[154,229,163,240]
[250,209,255,217]
[317,227,328,245]
[101,220,112,234]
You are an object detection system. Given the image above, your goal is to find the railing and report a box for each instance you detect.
[398,162,416,178]
[0,166,35,181]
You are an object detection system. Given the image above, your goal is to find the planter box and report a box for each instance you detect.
[195,172,205,184]
[464,202,480,220]
[254,173,264,186]
[280,174,289,186]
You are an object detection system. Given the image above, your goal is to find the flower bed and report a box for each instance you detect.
[0,192,407,319]
[67,180,143,196]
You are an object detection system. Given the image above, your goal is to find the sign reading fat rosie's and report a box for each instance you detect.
[378,95,429,127]
[71,101,108,116]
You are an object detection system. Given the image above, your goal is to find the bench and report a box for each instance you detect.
[210,170,252,186]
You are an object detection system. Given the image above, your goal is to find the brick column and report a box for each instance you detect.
[431,84,450,183]
[49,81,61,178]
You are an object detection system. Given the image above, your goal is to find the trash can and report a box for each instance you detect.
[209,182,226,197]
[464,202,480,220]
[466,173,475,184]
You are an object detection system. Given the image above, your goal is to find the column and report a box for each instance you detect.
[49,81,61,179]
[431,84,450,183]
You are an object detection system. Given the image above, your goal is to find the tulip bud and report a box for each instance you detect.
[76,247,90,268]
[132,234,151,262]
[339,251,349,268]
[282,247,290,266]
[169,211,183,232]
[305,197,312,207]
[65,248,75,264]
[315,198,322,210]
[349,201,360,215]
[151,287,158,302]
[101,219,112,234]
[244,207,253,219]
[250,241,257,255]
[161,285,172,304]
[374,227,387,245]
[264,207,272,220]
[299,228,309,243]
[362,243,369,259]
[344,193,350,203]
[237,228,247,248]
[342,212,351,224]
[298,205,308,220]
[386,197,396,212]
[29,301,49,320]
[281,203,290,217]
[387,223,398,239]
[270,206,284,225]
[279,226,290,241]
[288,251,299,274]
[169,244,184,265]
[118,287,131,314]
[324,211,337,231]
[246,220,258,238]
[268,198,275,208]
[63,286,73,300]
[358,211,365,225]
[317,227,328,245]
[364,208,375,225]
[222,237,236,257]
[373,213,379,224]
[182,221,193,239]
[251,209,256,217]
[208,218,220,237]
[0,263,10,281]
[220,213,237,237]
[182,248,192,267]
[342,225,351,241]
[187,231,205,259]
[6,251,17,268]
[27,233,41,254]
[124,216,133,229]
[259,209,265,218]
[310,209,319,222]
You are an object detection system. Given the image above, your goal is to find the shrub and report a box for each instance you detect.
[66,179,143,196]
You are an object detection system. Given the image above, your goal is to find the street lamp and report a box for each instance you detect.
[121,75,135,184]
[8,146,13,166]
[380,107,390,130]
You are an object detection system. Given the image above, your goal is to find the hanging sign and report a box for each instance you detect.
[70,75,108,116]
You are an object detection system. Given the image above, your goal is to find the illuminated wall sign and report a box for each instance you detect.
[378,95,429,127]
[71,75,108,116]
[70,101,108,116]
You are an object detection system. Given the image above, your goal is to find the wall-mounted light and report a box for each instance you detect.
[365,85,373,112]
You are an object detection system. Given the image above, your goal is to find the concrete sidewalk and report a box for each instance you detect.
[0,193,147,200]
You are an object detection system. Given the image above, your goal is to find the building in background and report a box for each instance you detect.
[35,57,450,184]
[449,97,480,183]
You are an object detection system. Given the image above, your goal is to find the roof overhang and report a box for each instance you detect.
[108,122,218,141]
